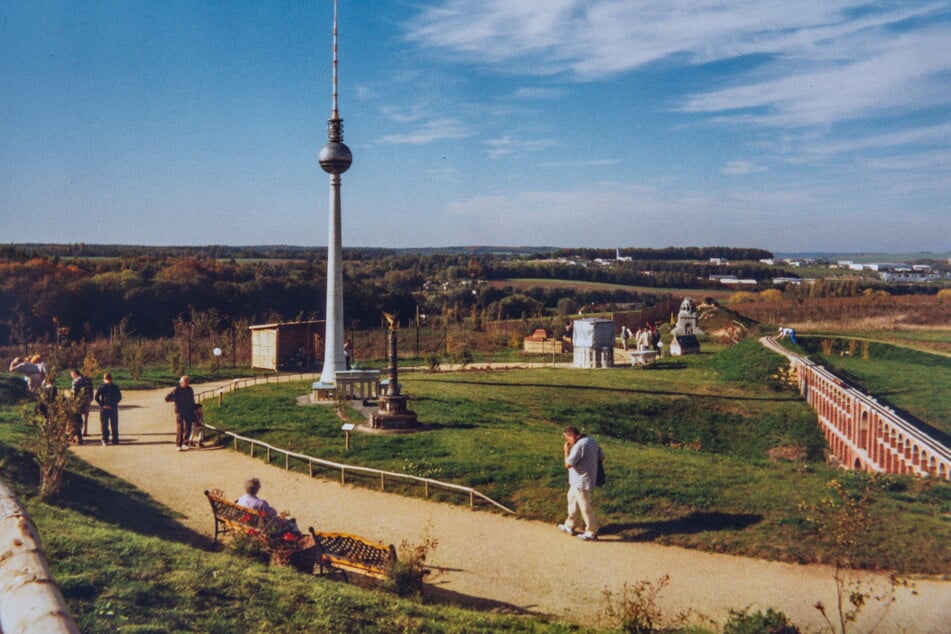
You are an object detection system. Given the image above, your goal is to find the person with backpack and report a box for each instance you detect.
[94,372,123,446]
[70,368,94,437]
[557,425,605,541]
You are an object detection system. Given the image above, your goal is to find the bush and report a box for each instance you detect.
[384,534,437,598]
[23,387,81,501]
[601,575,682,634]
[724,607,800,634]
[452,347,473,369]
[228,531,270,565]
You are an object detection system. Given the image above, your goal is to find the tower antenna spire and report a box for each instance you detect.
[331,0,339,121]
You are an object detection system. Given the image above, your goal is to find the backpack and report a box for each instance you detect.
[77,376,94,404]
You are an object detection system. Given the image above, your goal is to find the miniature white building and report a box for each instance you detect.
[572,318,616,368]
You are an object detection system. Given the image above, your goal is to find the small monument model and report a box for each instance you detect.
[572,318,616,368]
[371,313,419,430]
[669,298,701,356]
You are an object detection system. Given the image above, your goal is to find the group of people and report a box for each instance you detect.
[62,369,120,446]
[7,360,206,451]
[619,323,661,354]
[12,356,609,545]
[9,355,48,393]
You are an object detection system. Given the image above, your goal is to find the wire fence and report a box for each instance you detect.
[194,373,516,514]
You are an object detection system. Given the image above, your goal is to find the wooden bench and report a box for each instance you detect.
[205,489,275,545]
[309,527,396,581]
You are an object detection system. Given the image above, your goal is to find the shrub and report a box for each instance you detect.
[452,347,473,369]
[384,534,437,598]
[601,575,678,633]
[724,607,800,634]
[425,353,441,373]
[23,386,81,501]
[228,531,270,565]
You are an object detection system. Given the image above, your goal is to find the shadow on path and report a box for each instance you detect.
[600,511,763,542]
[55,464,209,547]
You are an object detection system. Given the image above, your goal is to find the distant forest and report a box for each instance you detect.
[19,243,945,353]
[0,243,773,262]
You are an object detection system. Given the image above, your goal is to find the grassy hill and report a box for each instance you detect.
[197,338,949,575]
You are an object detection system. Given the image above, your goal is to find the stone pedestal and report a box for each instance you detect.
[371,326,418,430]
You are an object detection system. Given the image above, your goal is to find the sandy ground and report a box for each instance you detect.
[70,379,950,632]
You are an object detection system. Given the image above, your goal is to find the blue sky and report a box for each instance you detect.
[2,1,949,253]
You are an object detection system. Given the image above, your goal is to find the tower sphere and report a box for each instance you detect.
[319,141,352,174]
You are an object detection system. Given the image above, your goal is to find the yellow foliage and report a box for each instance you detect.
[727,291,758,304]
[758,288,784,301]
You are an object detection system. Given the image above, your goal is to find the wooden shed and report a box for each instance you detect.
[523,328,564,354]
[249,320,324,371]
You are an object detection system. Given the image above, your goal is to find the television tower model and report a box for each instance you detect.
[318,0,352,385]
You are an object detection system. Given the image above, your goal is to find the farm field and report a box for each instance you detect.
[490,278,736,300]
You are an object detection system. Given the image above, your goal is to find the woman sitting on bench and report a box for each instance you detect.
[234,477,319,571]
[237,477,300,536]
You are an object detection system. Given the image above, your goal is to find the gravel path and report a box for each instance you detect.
[71,380,950,631]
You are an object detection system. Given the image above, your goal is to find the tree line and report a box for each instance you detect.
[16,245,938,351]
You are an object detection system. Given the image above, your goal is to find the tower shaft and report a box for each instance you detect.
[319,174,345,384]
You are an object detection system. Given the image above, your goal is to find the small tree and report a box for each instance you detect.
[801,475,900,634]
[23,382,80,501]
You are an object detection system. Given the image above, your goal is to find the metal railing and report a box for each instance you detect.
[195,372,321,404]
[195,373,515,514]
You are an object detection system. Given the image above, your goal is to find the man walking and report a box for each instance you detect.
[93,372,122,446]
[165,375,196,451]
[558,425,604,541]
[70,368,94,436]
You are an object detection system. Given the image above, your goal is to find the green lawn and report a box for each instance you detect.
[795,335,951,438]
[201,340,951,575]
[0,397,580,633]
[3,335,949,633]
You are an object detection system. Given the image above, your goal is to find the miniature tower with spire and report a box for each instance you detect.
[318,0,352,386]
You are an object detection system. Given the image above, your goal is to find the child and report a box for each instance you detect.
[188,403,205,448]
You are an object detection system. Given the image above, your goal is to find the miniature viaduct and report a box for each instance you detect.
[762,337,950,480]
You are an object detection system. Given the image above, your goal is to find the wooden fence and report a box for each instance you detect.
[195,375,516,515]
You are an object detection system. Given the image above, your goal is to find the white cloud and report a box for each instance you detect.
[376,118,473,145]
[512,86,565,100]
[722,160,768,175]
[407,2,951,130]
[484,135,559,158]
[680,26,951,128]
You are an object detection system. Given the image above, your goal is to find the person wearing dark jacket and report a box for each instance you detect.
[165,375,196,452]
[94,372,122,446]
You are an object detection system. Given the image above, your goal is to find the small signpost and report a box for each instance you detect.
[341,423,354,450]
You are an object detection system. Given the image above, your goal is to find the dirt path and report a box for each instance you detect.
[71,381,950,632]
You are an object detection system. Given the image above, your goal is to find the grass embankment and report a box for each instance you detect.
[202,339,950,575]
[795,335,951,438]
[0,387,578,633]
